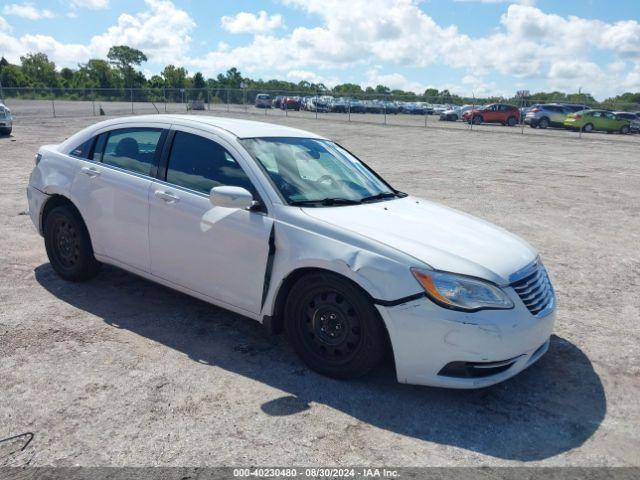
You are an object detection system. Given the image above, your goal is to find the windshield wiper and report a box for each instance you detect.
[360,191,402,203]
[290,198,362,207]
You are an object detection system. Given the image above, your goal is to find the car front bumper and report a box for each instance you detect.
[26,185,48,235]
[376,292,555,388]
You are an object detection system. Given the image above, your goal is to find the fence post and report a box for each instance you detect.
[130,88,134,114]
[384,95,387,125]
[50,88,56,118]
[226,89,230,113]
[315,92,318,120]
[92,89,96,116]
[207,89,210,111]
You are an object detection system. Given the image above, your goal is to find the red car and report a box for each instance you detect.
[462,103,520,126]
[281,96,301,111]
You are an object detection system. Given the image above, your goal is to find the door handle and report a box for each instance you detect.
[154,190,180,203]
[80,166,101,177]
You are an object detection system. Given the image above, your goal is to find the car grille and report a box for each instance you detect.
[509,260,555,317]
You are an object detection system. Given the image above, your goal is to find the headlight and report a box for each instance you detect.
[411,268,514,311]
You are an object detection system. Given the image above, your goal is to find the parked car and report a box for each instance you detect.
[272,95,285,109]
[563,109,631,133]
[524,104,571,129]
[383,101,399,114]
[254,94,272,109]
[27,115,555,389]
[614,111,640,133]
[403,103,426,115]
[439,106,461,121]
[330,97,349,113]
[347,99,366,113]
[439,105,479,122]
[462,103,520,126]
[281,96,301,111]
[560,104,588,113]
[0,102,13,135]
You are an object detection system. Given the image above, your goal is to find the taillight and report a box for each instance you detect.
[574,114,582,119]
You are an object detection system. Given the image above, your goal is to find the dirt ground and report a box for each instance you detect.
[0,106,639,467]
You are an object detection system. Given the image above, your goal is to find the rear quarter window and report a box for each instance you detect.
[69,138,94,158]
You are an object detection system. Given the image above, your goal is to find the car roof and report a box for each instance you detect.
[93,114,325,139]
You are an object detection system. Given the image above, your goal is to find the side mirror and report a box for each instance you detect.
[210,186,255,210]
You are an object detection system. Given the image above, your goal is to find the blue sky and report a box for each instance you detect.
[1,0,639,99]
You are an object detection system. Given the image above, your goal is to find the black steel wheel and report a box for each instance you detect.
[284,272,387,379]
[44,204,100,281]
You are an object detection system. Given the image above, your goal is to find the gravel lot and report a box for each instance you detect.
[1,107,639,467]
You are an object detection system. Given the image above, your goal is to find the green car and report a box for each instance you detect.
[564,109,631,134]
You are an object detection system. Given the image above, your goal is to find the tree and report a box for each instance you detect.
[107,45,147,87]
[424,88,439,100]
[192,72,206,89]
[162,65,188,89]
[76,59,119,89]
[20,53,57,87]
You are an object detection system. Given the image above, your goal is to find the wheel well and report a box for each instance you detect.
[269,266,394,358]
[40,194,80,232]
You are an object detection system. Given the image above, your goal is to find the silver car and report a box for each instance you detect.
[614,112,640,133]
[524,104,570,129]
[254,93,272,109]
[0,102,13,135]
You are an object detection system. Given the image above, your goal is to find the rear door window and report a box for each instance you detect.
[102,128,164,176]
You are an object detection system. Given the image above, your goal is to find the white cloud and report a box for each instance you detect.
[0,0,195,67]
[70,0,110,9]
[0,15,11,32]
[2,3,55,20]
[89,0,195,64]
[221,11,285,34]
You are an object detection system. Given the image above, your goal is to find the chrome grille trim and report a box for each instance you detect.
[509,259,555,317]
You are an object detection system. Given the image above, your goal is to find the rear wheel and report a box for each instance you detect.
[620,125,630,134]
[538,117,549,129]
[583,123,594,133]
[284,272,387,379]
[44,204,101,281]
[0,127,11,136]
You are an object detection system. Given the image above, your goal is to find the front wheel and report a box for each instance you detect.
[284,272,387,379]
[538,117,549,129]
[44,204,101,281]
[472,115,483,125]
[0,127,11,136]
[507,116,517,127]
[620,125,630,134]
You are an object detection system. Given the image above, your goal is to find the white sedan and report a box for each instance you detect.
[0,102,13,135]
[26,115,556,388]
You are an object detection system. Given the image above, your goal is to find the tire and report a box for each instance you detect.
[472,115,483,125]
[507,116,517,127]
[451,114,458,122]
[583,123,594,133]
[529,124,538,129]
[620,125,630,134]
[44,204,101,282]
[284,272,387,379]
[0,127,11,136]
[538,117,549,129]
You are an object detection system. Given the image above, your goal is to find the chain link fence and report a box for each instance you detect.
[2,87,639,140]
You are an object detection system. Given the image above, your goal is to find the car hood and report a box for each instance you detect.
[301,196,536,285]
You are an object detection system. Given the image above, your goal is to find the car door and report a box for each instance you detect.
[70,126,167,272]
[148,127,273,315]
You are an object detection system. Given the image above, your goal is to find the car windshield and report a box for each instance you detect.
[240,137,403,206]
